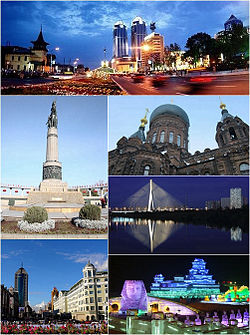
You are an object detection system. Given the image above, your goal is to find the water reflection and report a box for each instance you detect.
[231,226,242,242]
[110,218,248,254]
[111,217,182,252]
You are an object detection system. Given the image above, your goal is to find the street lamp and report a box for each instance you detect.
[73,58,80,72]
[50,47,60,73]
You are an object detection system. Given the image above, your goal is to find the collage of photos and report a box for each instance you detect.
[1,1,249,335]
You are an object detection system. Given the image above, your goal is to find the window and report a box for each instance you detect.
[98,306,103,310]
[183,140,187,149]
[152,132,157,144]
[12,56,14,61]
[97,290,101,294]
[160,130,165,143]
[24,65,26,70]
[229,127,237,140]
[89,291,93,294]
[143,165,150,175]
[98,297,102,302]
[240,163,249,175]
[18,56,21,61]
[24,56,27,61]
[177,135,181,147]
[85,298,88,303]
[90,306,95,311]
[89,285,93,288]
[169,132,173,143]
[90,297,94,303]
[88,270,92,277]
[86,306,89,311]
[17,65,20,70]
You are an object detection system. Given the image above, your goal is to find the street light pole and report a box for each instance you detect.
[50,47,60,73]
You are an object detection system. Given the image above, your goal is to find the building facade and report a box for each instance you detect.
[109,102,249,175]
[2,28,49,72]
[113,21,129,58]
[141,32,164,71]
[131,17,147,66]
[1,285,19,320]
[150,259,220,299]
[224,14,243,31]
[14,265,28,307]
[230,188,243,209]
[53,262,108,321]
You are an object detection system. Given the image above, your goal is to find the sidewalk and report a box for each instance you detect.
[1,233,108,239]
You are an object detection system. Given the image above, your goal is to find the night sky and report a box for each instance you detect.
[109,255,249,297]
[109,176,249,208]
[1,1,249,68]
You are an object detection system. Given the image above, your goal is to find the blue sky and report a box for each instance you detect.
[2,96,107,187]
[109,95,249,154]
[1,240,108,306]
[1,1,249,69]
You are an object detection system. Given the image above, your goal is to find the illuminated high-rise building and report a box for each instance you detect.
[141,32,164,70]
[113,21,128,58]
[230,188,243,209]
[131,17,147,66]
[14,264,28,307]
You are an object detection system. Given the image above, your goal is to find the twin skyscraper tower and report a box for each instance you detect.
[112,17,164,72]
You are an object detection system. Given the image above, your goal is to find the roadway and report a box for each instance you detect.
[111,73,249,95]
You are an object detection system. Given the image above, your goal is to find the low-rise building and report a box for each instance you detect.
[53,261,108,321]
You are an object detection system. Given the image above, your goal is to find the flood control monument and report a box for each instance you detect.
[9,101,85,213]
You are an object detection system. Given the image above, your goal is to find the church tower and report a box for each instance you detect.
[215,101,249,148]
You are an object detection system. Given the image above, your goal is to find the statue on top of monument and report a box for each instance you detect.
[46,101,58,129]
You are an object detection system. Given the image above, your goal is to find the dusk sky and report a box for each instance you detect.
[2,1,249,69]
[109,176,249,208]
[2,96,107,187]
[1,240,108,306]
[109,95,249,154]
[109,255,249,297]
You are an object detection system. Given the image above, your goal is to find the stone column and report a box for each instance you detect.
[43,126,62,181]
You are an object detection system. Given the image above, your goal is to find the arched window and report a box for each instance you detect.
[160,130,165,143]
[144,165,150,175]
[152,132,157,144]
[169,132,173,143]
[240,163,249,175]
[229,127,237,140]
[177,135,181,147]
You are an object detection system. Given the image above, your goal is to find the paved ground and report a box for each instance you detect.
[1,233,108,239]
[1,76,55,87]
[111,72,249,95]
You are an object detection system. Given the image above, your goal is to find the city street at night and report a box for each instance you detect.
[111,71,249,95]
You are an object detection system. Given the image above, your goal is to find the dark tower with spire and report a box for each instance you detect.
[31,26,49,51]
[14,264,28,307]
[30,27,49,71]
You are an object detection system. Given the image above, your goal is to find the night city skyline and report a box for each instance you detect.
[2,1,249,69]
[109,176,249,208]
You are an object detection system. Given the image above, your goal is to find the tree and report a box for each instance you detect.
[164,43,181,69]
[216,24,249,61]
[185,32,212,65]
